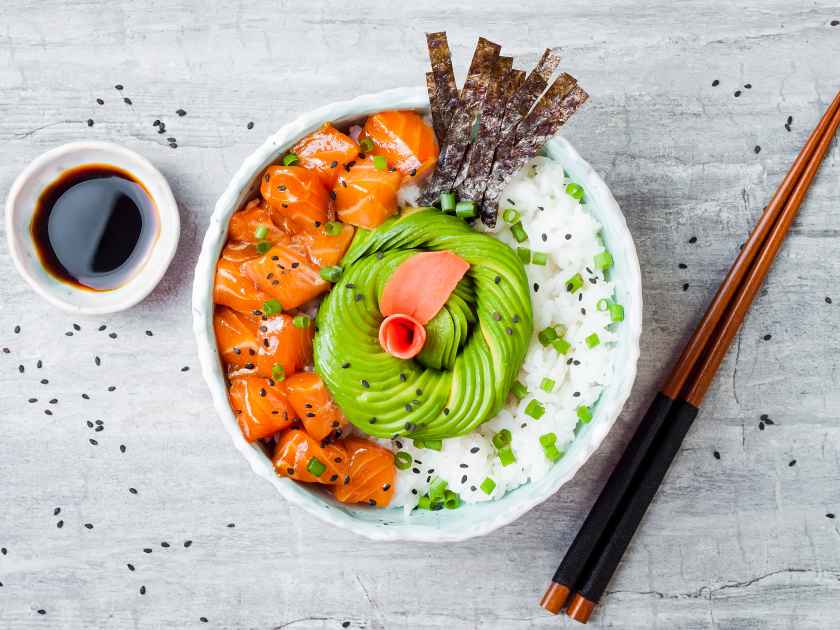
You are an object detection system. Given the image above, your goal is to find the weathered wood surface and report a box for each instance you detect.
[1,1,839,628]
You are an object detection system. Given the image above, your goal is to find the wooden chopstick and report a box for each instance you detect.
[540,90,840,622]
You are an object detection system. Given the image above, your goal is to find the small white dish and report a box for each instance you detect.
[192,87,642,542]
[5,142,179,315]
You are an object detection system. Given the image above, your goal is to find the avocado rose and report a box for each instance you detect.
[314,209,533,440]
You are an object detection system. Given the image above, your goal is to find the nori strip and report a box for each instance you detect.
[419,37,500,205]
[456,56,513,205]
[426,32,459,136]
[497,49,561,142]
[515,72,578,143]
[426,72,448,142]
[483,82,588,218]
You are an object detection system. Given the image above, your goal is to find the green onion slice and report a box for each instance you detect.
[262,299,282,316]
[511,380,528,400]
[455,200,477,219]
[544,445,563,462]
[565,273,584,293]
[254,225,269,240]
[609,302,625,322]
[480,477,496,495]
[510,221,528,243]
[319,265,343,283]
[429,478,448,501]
[577,405,593,423]
[538,326,559,347]
[306,457,326,477]
[539,432,557,448]
[394,451,412,470]
[282,153,299,166]
[532,251,548,266]
[271,363,286,382]
[502,208,521,224]
[423,439,443,451]
[324,221,343,236]
[444,490,461,510]
[359,137,374,153]
[524,399,546,420]
[594,250,614,271]
[292,314,311,328]
[597,298,610,312]
[552,338,572,355]
[440,192,456,213]
[255,240,272,254]
[540,377,556,393]
[498,445,516,467]
[566,182,585,200]
[417,495,431,510]
[492,429,512,449]
[372,155,388,170]
[586,333,601,348]
[516,247,532,264]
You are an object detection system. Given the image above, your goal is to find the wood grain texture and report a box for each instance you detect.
[1,1,839,628]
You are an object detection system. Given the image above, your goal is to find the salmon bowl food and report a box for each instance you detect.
[193,34,642,541]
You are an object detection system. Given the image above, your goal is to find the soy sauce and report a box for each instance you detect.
[30,164,158,291]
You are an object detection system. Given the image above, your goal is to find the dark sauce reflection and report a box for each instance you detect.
[30,164,159,291]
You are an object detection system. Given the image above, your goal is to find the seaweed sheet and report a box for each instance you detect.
[455,56,513,206]
[426,72,448,142]
[482,80,588,217]
[419,37,500,206]
[426,32,459,139]
[497,49,561,143]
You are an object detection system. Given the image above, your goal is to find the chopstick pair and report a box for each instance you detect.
[540,90,840,624]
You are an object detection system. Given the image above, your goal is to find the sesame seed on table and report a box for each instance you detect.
[1,1,840,629]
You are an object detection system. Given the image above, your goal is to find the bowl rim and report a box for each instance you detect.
[192,86,642,542]
[4,141,180,315]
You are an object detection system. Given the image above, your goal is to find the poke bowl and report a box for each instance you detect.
[192,38,641,542]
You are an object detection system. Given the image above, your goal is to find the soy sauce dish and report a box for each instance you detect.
[5,142,179,314]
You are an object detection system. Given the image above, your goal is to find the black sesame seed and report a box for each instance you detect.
[713,450,721,460]
[682,283,690,291]
[161,541,170,547]
[759,421,765,431]
[109,332,117,339]
[84,523,93,530]
[826,297,833,304]
[361,379,370,388]
[494,276,501,284]
[247,121,254,129]
[443,407,450,415]
[37,610,46,615]
[827,513,836,519]
[56,520,64,528]
[184,540,193,547]
[140,585,146,595]
[754,145,761,154]
[744,83,752,89]
[89,439,98,446]
[689,236,697,244]
[565,233,572,240]
[146,330,153,336]
[28,398,37,404]
[399,373,407,382]
[86,118,94,127]
[115,84,123,90]
[201,618,209,624]
[53,507,60,516]
[82,394,90,400]
[678,263,687,269]
[176,109,187,116]
[123,97,132,105]
[95,356,101,366]
[129,488,138,495]
[461,475,467,484]
[763,334,772,341]
[127,563,135,571]
[96,98,104,105]
[470,447,480,454]
[181,366,190,372]
[533,283,540,292]
[120,444,126,453]
[734,90,741,97]
[712,79,719,86]
[18,365,24,373]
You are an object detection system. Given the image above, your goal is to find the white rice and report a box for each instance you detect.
[384,157,619,513]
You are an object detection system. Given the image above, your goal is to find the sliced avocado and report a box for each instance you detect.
[314,209,532,440]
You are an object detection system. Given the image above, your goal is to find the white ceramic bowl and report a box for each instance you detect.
[192,87,642,542]
[5,142,179,314]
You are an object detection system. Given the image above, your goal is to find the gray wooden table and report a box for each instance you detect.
[1,2,839,628]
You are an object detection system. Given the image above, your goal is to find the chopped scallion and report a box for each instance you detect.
[511,380,528,400]
[359,137,374,153]
[510,221,528,243]
[524,399,545,419]
[538,326,558,347]
[271,363,286,382]
[565,273,584,293]
[254,225,269,240]
[609,302,625,322]
[429,478,448,501]
[306,457,326,477]
[282,153,299,166]
[480,477,496,495]
[517,247,532,264]
[372,155,388,170]
[540,377,556,393]
[492,429,512,449]
[455,200,477,218]
[586,333,601,348]
[417,495,431,510]
[532,251,548,266]
[597,298,610,312]
[324,221,343,236]
[423,439,443,451]
[444,490,461,509]
[498,445,516,466]
[566,182,585,201]
[255,240,272,254]
[539,432,557,448]
[292,314,310,328]
[319,265,343,283]
[594,251,614,270]
[502,208,521,224]
[440,192,456,213]
[552,338,572,355]
[394,451,412,470]
[577,405,593,423]
[544,444,563,462]
[262,299,282,316]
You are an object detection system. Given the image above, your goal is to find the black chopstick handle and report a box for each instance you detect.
[549,392,675,593]
[575,399,700,604]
